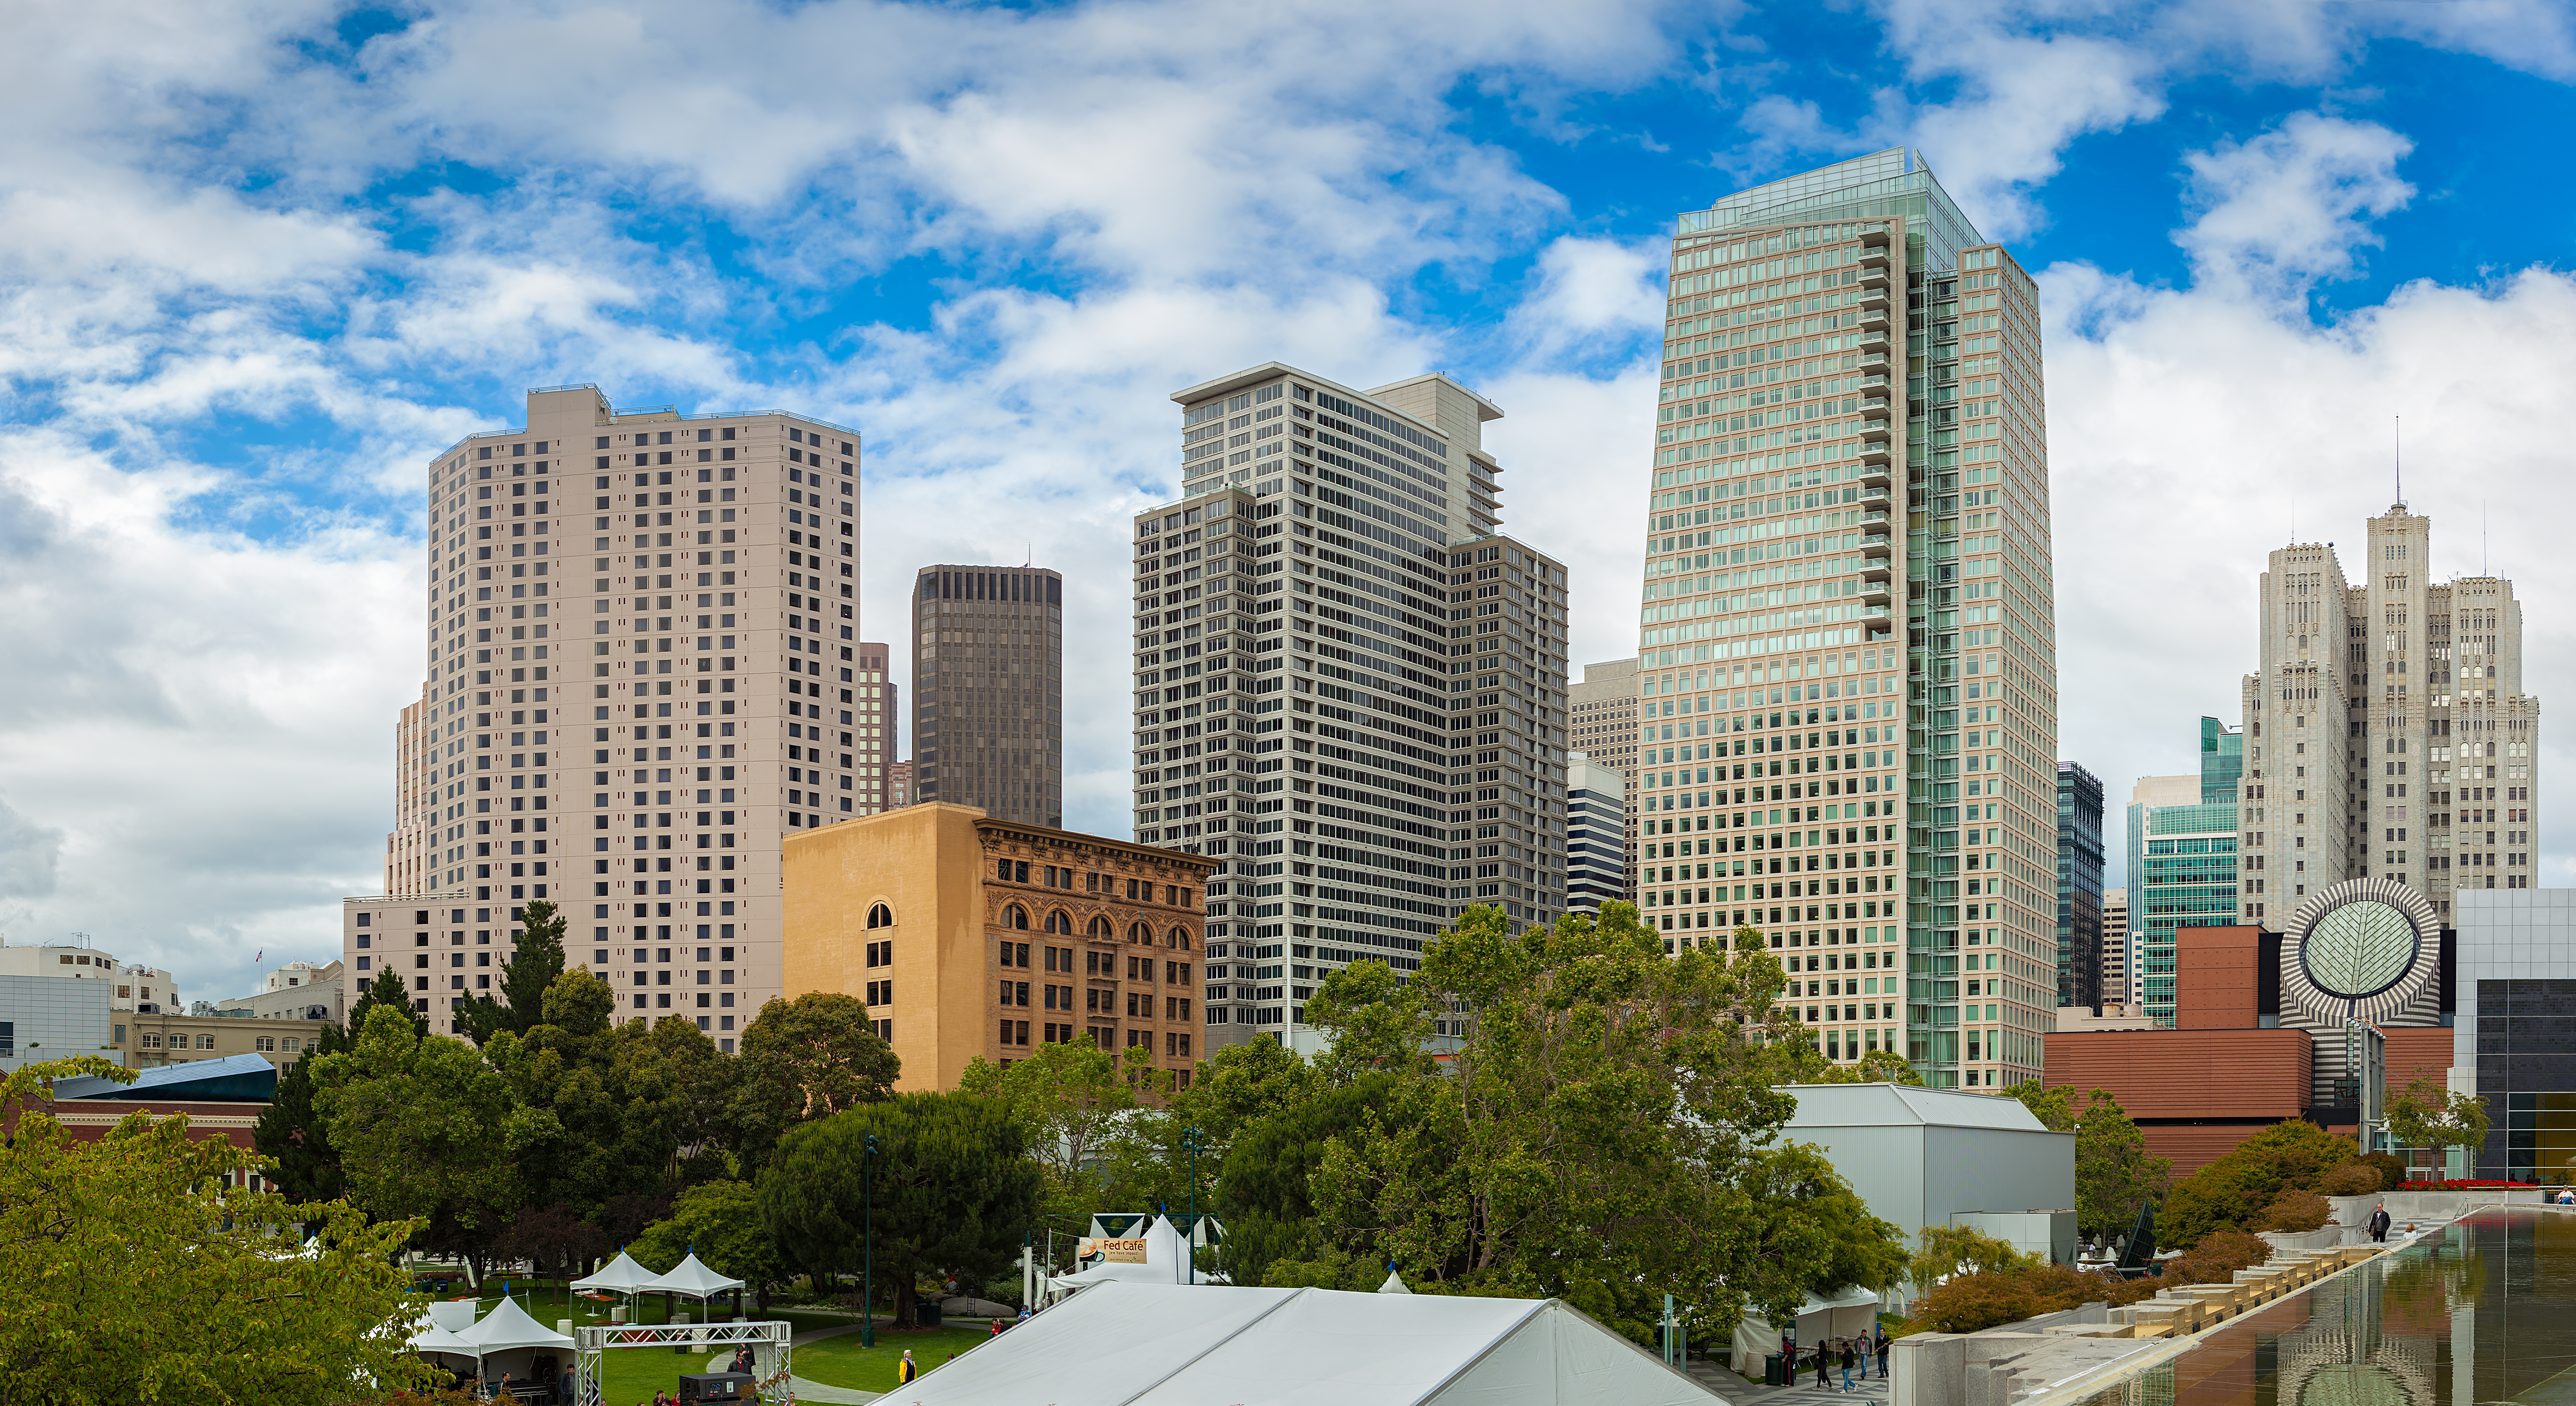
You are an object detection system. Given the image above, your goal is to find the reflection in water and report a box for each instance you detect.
[2069,1210,2576,1406]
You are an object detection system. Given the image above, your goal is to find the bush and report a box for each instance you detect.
[2321,1161,2384,1197]
[2358,1153,2408,1191]
[2165,1230,2269,1287]
[2260,1188,2332,1232]
[2016,1261,2159,1309]
[1908,1273,2044,1334]
[2159,1121,2356,1244]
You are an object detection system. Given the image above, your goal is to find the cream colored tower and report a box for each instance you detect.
[344,384,884,1052]
[2240,505,2538,926]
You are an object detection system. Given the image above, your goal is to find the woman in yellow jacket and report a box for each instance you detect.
[896,1350,920,1384]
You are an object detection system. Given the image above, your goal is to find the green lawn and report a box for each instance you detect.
[790,1325,999,1391]
[414,1280,878,1402]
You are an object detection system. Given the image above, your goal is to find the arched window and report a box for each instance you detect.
[866,903,894,929]
[1128,922,1151,944]
[1044,910,1073,934]
[1088,916,1114,938]
[1169,927,1192,950]
[1004,906,1030,930]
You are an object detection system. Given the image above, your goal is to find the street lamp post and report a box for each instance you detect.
[1181,1126,1206,1285]
[862,1132,881,1348]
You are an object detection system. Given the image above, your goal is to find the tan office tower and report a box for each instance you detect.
[912,566,1064,827]
[342,383,863,1052]
[852,642,897,812]
[1569,657,1641,902]
[2240,506,2540,923]
[1641,149,2058,1089]
[2099,887,2128,1003]
[1147,363,1571,1053]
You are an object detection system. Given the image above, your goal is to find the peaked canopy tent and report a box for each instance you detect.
[889,1282,1730,1406]
[1726,1286,1881,1378]
[1049,1215,1195,1291]
[641,1252,747,1302]
[572,1251,663,1297]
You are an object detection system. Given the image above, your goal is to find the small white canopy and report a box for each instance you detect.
[641,1252,746,1299]
[896,1281,1725,1406]
[406,1313,479,1359]
[426,1301,479,1332]
[1379,1269,1412,1295]
[1728,1286,1881,1377]
[571,1250,662,1295]
[459,1297,575,1354]
[1049,1215,1195,1289]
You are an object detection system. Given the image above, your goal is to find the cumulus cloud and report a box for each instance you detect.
[2176,112,2415,303]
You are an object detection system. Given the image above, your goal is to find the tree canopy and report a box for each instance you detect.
[2002,1081,2172,1243]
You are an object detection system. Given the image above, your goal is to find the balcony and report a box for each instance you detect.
[1857,243,1891,271]
[1860,533,1894,561]
[1860,583,1894,607]
[1853,284,1891,311]
[1859,418,1893,444]
[1860,559,1894,586]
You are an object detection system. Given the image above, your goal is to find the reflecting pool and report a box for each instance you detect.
[2074,1210,2576,1406]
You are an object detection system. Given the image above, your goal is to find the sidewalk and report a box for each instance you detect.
[1683,1355,1891,1405]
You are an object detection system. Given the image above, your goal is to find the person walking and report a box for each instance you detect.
[1840,1340,1857,1393]
[1876,1324,1890,1378]
[897,1349,921,1385]
[1855,1332,1870,1381]
[1815,1340,1833,1390]
[2368,1202,2392,1243]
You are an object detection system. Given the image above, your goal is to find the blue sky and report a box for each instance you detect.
[5,0,2575,1004]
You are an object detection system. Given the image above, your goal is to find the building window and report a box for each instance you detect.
[866,903,894,929]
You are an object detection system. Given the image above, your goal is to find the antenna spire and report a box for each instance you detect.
[2393,415,2402,507]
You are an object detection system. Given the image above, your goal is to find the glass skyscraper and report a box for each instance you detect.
[2128,718,2240,1027]
[2056,761,2104,1010]
[1634,149,2058,1088]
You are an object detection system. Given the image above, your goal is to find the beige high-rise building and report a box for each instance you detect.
[1568,657,1641,902]
[912,566,1063,827]
[1637,149,2059,1090]
[342,384,886,1052]
[1148,363,1571,1053]
[2240,505,2540,924]
[2098,887,2129,1003]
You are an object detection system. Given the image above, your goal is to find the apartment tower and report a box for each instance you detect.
[341,384,866,1050]
[1566,753,1630,916]
[1639,149,2058,1088]
[912,565,1064,828]
[2099,887,2129,1003]
[2239,507,2539,923]
[1143,363,1571,1052]
[2055,760,2104,1011]
[1569,657,1642,902]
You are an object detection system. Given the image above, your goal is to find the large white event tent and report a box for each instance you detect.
[643,1252,746,1303]
[408,1297,574,1384]
[1049,1215,1196,1291]
[893,1281,1730,1406]
[571,1250,663,1298]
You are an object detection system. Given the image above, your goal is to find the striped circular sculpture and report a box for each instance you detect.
[2279,877,2441,1025]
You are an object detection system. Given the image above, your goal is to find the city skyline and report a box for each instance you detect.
[8,2,2576,1009]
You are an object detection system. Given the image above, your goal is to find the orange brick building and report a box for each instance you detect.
[782,803,1216,1091]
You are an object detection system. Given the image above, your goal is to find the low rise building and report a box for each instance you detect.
[214,959,347,1022]
[0,942,180,1013]
[118,1011,333,1071]
[784,803,1217,1092]
[0,974,121,1072]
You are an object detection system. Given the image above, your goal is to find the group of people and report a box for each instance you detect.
[1791,1326,1889,1392]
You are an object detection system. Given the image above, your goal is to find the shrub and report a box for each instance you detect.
[1908,1272,2044,1334]
[2260,1188,2332,1232]
[2165,1230,2269,1287]
[2159,1121,2356,1244]
[2358,1152,2408,1191]
[2321,1161,2384,1197]
[2016,1261,2158,1310]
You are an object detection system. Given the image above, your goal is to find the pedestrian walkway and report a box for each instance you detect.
[705,1319,888,1404]
[1682,1354,1891,1405]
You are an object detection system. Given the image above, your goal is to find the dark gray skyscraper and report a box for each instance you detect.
[2055,761,2103,1011]
[912,564,1064,827]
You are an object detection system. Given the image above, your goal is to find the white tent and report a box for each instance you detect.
[1049,1215,1195,1290]
[1727,1286,1881,1378]
[893,1281,1727,1406]
[571,1250,663,1296]
[425,1301,479,1333]
[458,1297,575,1356]
[641,1251,746,1300]
[406,1312,478,1360]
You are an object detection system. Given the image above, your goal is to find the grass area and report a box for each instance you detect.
[413,1279,878,1402]
[790,1325,998,1391]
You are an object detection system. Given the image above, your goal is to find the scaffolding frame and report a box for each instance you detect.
[571,1319,793,1406]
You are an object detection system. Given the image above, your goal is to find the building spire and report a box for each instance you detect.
[2393,415,2403,509]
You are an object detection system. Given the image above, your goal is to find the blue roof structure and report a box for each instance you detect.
[50,1052,278,1101]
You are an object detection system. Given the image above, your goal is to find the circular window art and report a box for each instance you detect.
[2299,899,2419,999]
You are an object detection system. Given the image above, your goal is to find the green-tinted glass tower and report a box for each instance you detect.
[1635,149,2058,1089]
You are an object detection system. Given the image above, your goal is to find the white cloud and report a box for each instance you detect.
[2176,112,2414,303]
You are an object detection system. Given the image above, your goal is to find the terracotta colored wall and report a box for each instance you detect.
[2383,1026,2453,1090]
[2044,1027,2313,1119]
[48,1100,262,1148]
[2177,924,2263,1030]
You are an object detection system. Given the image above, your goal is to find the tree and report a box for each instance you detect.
[2004,1083,2172,1246]
[0,1057,429,1405]
[459,897,568,1045]
[309,1003,526,1266]
[632,1181,793,1311]
[1283,906,1905,1346]
[254,1019,348,1210]
[727,993,900,1169]
[2159,1119,2354,1246]
[354,967,427,1037]
[1910,1222,2038,1294]
[2383,1071,2491,1170]
[1809,1049,1925,1086]
[762,1094,1042,1327]
[958,1033,1165,1227]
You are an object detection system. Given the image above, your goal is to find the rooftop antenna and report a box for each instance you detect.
[2393,415,2402,508]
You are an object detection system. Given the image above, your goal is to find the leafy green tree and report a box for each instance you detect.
[2003,1082,2172,1245]
[1808,1049,1925,1085]
[727,992,899,1169]
[2159,1119,2354,1245]
[1282,904,1903,1346]
[2384,1071,2491,1169]
[0,1057,430,1404]
[355,967,427,1036]
[458,897,568,1045]
[309,1003,527,1266]
[633,1180,793,1312]
[762,1094,1042,1326]
[254,1020,348,1209]
[959,1032,1165,1228]
[1910,1223,2038,1294]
